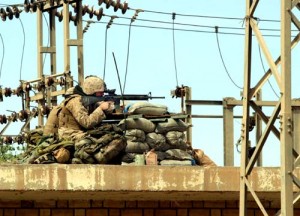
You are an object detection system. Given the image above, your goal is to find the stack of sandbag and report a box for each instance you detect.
[118,101,217,166]
[118,116,194,165]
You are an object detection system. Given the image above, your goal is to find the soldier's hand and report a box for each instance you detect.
[98,101,115,113]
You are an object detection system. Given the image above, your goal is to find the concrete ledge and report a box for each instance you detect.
[0,165,297,201]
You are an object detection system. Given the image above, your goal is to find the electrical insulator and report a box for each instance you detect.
[37,81,45,92]
[94,8,103,21]
[25,82,32,92]
[107,16,118,29]
[46,77,55,87]
[0,8,7,21]
[3,136,13,144]
[121,1,128,14]
[10,112,18,122]
[6,7,13,20]
[106,0,113,9]
[0,87,3,102]
[98,0,104,6]
[31,108,39,118]
[24,0,30,13]
[55,9,63,22]
[171,86,186,98]
[30,0,37,13]
[82,5,88,16]
[41,105,50,116]
[12,6,21,19]
[59,77,66,86]
[14,136,24,144]
[0,115,7,124]
[15,85,24,96]
[249,116,256,132]
[71,3,77,12]
[4,87,12,97]
[22,132,30,142]
[18,110,29,121]
[69,12,77,23]
[113,0,121,12]
[37,1,44,10]
[88,6,94,19]
[82,5,94,19]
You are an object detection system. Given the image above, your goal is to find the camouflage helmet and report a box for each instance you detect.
[82,76,105,95]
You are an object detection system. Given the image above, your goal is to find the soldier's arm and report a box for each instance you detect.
[66,97,106,129]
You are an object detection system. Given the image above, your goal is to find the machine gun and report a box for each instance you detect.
[81,89,165,110]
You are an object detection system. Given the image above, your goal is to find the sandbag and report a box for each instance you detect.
[128,101,168,116]
[121,153,136,163]
[160,160,192,166]
[125,129,146,142]
[125,141,150,153]
[146,132,169,151]
[155,151,168,161]
[94,137,127,164]
[165,149,193,161]
[155,118,191,134]
[118,118,156,133]
[165,131,189,150]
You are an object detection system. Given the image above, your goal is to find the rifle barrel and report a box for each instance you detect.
[120,95,165,100]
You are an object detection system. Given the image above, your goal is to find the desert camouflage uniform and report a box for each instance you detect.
[58,95,107,141]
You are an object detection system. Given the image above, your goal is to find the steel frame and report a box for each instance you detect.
[239,0,298,215]
[32,0,83,126]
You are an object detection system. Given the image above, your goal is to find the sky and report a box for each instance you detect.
[0,0,298,166]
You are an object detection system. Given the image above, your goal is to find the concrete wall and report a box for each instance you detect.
[1,165,300,215]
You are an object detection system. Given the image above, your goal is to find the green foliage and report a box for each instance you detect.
[0,143,25,163]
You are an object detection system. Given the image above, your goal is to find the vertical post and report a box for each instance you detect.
[49,8,57,106]
[63,2,70,73]
[76,0,84,84]
[292,99,300,153]
[239,0,252,214]
[255,90,262,166]
[37,7,44,127]
[223,97,234,166]
[185,86,192,147]
[280,0,293,214]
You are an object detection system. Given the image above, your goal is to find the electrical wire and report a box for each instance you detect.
[215,27,243,90]
[0,33,4,81]
[128,7,281,23]
[123,22,132,94]
[18,18,25,81]
[84,20,289,38]
[99,14,289,33]
[102,27,108,81]
[42,12,50,71]
[257,44,280,98]
[172,13,179,87]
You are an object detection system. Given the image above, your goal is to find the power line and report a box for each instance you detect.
[101,13,286,33]
[172,13,179,87]
[257,44,280,98]
[127,7,281,23]
[84,19,290,38]
[18,18,25,81]
[0,33,4,81]
[215,27,243,90]
[123,22,132,94]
